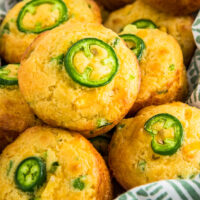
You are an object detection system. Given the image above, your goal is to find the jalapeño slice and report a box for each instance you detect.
[15,157,46,192]
[120,34,145,60]
[64,38,119,87]
[0,64,19,85]
[17,0,68,34]
[132,19,157,29]
[144,113,183,156]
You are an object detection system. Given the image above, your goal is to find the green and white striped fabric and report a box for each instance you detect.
[0,0,18,21]
[1,1,200,199]
[187,11,200,106]
[116,176,200,200]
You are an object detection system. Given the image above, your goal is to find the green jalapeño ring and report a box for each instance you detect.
[15,157,46,192]
[0,64,19,85]
[17,0,68,34]
[64,38,119,88]
[144,113,183,156]
[120,34,145,61]
[132,19,157,29]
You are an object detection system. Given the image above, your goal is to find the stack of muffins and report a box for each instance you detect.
[0,0,200,199]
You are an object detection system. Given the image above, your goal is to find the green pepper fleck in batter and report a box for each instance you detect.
[138,160,146,172]
[49,161,59,174]
[7,160,14,176]
[97,118,112,128]
[73,176,85,190]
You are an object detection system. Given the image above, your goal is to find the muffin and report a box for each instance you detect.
[18,21,140,138]
[143,0,200,15]
[104,0,195,65]
[0,126,112,199]
[96,0,133,11]
[120,26,188,114]
[0,0,101,63]
[0,64,40,151]
[109,102,200,189]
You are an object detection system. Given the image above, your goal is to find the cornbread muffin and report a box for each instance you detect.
[0,0,101,63]
[104,0,195,65]
[143,0,200,15]
[120,26,188,114]
[0,64,40,152]
[0,126,112,200]
[96,0,133,11]
[18,21,140,138]
[109,102,200,189]
[0,64,40,133]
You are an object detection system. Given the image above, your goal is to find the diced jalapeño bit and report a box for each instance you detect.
[64,38,119,87]
[0,64,19,85]
[17,0,68,34]
[49,161,59,174]
[15,157,46,192]
[177,175,184,179]
[120,34,145,60]
[7,160,14,176]
[73,176,85,190]
[138,160,146,172]
[169,64,175,71]
[144,113,183,156]
[97,118,112,128]
[111,37,120,48]
[132,19,157,29]
[50,54,64,65]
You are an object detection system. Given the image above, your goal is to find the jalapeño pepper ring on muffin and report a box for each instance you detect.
[109,102,200,189]
[131,19,157,29]
[18,21,140,138]
[119,34,145,61]
[15,156,47,192]
[144,113,183,156]
[64,38,119,87]
[0,0,101,63]
[120,27,188,114]
[104,0,195,65]
[0,126,112,199]
[0,64,19,85]
[17,0,68,34]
